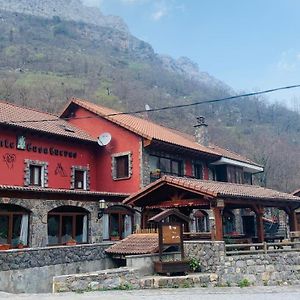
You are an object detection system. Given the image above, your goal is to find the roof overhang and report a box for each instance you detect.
[210,157,264,173]
[0,185,128,202]
[124,176,300,210]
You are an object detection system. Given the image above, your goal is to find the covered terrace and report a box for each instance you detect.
[124,176,300,243]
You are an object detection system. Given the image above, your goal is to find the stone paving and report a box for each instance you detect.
[1,286,300,300]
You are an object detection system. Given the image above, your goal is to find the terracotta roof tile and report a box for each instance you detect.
[0,184,128,197]
[105,233,159,255]
[124,175,300,205]
[0,101,96,142]
[64,98,260,166]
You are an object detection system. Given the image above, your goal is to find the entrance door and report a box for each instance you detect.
[242,216,255,237]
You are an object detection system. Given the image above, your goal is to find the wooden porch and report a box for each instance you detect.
[124,175,300,246]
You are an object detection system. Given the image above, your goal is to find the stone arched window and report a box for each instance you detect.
[47,206,89,245]
[0,204,30,248]
[194,210,209,232]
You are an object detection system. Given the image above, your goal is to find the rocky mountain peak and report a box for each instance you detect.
[0,0,128,32]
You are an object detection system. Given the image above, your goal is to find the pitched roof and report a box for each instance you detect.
[148,209,191,223]
[124,175,300,206]
[105,233,159,255]
[62,98,261,167]
[0,101,96,142]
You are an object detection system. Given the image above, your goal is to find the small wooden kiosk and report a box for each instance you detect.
[149,209,189,275]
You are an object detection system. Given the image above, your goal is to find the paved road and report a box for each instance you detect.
[1,286,300,300]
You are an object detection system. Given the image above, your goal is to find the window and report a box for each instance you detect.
[24,160,48,187]
[194,210,209,232]
[47,206,88,245]
[29,165,43,186]
[102,205,133,240]
[244,172,252,185]
[71,166,90,190]
[112,152,132,180]
[74,170,86,189]
[193,163,203,179]
[149,155,183,179]
[116,155,129,178]
[223,210,236,235]
[0,204,29,248]
[227,166,243,183]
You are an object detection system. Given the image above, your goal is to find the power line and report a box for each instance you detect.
[7,84,300,124]
[107,84,300,116]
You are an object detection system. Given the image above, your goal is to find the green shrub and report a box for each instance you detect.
[238,278,251,288]
[188,257,201,272]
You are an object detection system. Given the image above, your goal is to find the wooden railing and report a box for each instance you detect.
[134,228,158,234]
[225,240,300,255]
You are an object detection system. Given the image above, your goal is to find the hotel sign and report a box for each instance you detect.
[0,136,77,159]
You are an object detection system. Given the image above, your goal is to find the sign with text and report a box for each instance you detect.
[161,224,181,245]
[0,136,77,158]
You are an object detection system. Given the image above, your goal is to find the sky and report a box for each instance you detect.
[82,0,300,108]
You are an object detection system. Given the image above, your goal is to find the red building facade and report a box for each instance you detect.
[0,98,265,249]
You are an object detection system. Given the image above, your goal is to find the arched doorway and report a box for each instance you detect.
[47,206,89,245]
[0,204,30,248]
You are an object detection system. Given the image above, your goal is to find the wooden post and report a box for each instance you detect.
[256,209,264,243]
[289,210,298,232]
[213,207,223,241]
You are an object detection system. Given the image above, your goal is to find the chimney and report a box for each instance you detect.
[194,116,209,146]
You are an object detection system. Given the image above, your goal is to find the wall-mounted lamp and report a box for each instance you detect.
[98,199,108,219]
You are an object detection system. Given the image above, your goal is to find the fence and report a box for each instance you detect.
[225,240,300,255]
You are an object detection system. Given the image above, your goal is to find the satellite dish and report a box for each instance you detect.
[145,104,151,111]
[97,132,112,146]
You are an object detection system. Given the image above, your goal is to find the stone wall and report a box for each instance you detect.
[220,252,300,286]
[184,240,225,273]
[184,240,300,286]
[0,243,114,293]
[0,197,102,247]
[53,267,140,293]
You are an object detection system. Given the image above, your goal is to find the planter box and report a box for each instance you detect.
[0,244,10,250]
[154,260,189,275]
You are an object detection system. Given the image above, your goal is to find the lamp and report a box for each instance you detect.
[98,199,107,219]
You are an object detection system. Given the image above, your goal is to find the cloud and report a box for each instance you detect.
[277,49,300,72]
[151,2,168,21]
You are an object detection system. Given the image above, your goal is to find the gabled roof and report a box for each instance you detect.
[124,175,300,207]
[105,233,159,255]
[61,98,261,168]
[148,209,190,223]
[0,101,96,143]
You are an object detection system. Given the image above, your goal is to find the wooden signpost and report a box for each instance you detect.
[154,222,189,275]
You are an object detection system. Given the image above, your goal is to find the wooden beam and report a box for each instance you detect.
[212,207,223,241]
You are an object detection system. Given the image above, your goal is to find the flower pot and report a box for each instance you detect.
[0,244,10,250]
[66,241,77,246]
[110,236,120,241]
[17,244,24,249]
